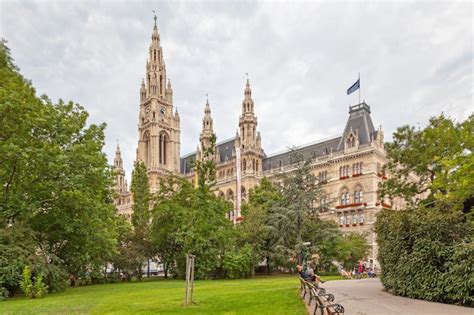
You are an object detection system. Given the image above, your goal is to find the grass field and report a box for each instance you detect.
[0,275,342,314]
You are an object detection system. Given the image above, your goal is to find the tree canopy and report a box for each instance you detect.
[0,40,121,298]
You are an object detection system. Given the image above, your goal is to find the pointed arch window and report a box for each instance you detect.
[159,132,169,165]
[143,131,151,166]
[340,187,350,205]
[354,185,363,203]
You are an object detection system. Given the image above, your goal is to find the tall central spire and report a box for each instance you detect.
[144,14,165,99]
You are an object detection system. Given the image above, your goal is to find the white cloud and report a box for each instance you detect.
[1,0,472,180]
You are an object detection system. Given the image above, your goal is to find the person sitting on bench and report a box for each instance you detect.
[297,265,325,284]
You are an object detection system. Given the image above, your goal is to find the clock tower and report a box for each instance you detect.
[136,15,180,191]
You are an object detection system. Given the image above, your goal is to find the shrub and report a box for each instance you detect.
[222,245,253,279]
[19,266,33,298]
[20,266,49,299]
[375,206,473,306]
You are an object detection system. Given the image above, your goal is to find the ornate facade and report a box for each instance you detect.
[114,19,394,265]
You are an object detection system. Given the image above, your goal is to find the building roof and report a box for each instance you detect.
[180,102,377,174]
[337,102,376,150]
[180,137,237,174]
[262,136,341,171]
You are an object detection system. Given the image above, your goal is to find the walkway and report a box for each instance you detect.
[303,278,472,315]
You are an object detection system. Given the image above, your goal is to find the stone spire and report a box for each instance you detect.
[166,78,173,103]
[239,77,258,149]
[145,14,165,99]
[114,143,124,170]
[113,143,127,193]
[199,97,215,153]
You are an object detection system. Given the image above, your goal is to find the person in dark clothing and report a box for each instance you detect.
[297,265,325,284]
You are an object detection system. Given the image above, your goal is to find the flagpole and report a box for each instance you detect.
[358,72,361,104]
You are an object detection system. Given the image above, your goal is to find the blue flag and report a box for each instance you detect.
[347,78,360,95]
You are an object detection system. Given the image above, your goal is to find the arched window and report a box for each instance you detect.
[226,189,234,204]
[354,185,363,203]
[143,131,151,166]
[159,132,169,165]
[241,186,247,201]
[340,187,349,205]
[218,191,225,199]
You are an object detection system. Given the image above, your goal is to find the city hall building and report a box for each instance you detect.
[113,18,395,264]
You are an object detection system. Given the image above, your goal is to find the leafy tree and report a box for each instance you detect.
[379,114,473,209]
[129,161,154,280]
[0,40,120,295]
[239,178,282,274]
[302,217,343,272]
[376,114,473,305]
[151,135,233,279]
[334,233,370,270]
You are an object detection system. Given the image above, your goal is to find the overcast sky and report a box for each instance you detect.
[1,0,472,179]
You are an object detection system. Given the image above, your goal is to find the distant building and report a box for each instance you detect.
[114,18,395,265]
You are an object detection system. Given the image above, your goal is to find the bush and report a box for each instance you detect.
[222,245,253,279]
[19,266,48,299]
[375,206,473,306]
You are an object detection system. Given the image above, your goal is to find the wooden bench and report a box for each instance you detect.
[299,277,344,315]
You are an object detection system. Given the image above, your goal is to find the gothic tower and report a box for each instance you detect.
[198,98,216,159]
[114,144,128,193]
[235,78,263,175]
[136,15,180,191]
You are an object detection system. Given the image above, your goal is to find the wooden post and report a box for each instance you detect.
[190,256,195,303]
[184,254,189,306]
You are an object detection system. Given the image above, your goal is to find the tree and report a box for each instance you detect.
[302,217,343,272]
[151,135,234,279]
[238,178,282,274]
[267,151,325,265]
[334,233,370,270]
[0,40,120,296]
[129,161,153,280]
[375,114,474,306]
[379,114,473,209]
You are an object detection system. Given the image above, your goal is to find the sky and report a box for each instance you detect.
[1,0,472,179]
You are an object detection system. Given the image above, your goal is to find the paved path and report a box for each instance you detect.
[302,278,472,315]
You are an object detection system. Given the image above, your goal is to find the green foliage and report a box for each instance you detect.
[151,136,234,279]
[376,205,473,306]
[379,114,473,209]
[128,161,153,280]
[193,134,218,189]
[376,114,474,305]
[334,233,370,270]
[238,178,282,274]
[222,245,254,279]
[152,175,233,279]
[302,218,344,271]
[131,161,151,231]
[0,40,121,297]
[19,266,33,298]
[20,266,48,299]
[266,151,326,264]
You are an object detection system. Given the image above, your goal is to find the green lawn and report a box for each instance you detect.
[0,275,341,314]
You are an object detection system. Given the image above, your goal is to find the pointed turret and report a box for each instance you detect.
[199,97,216,156]
[239,77,259,149]
[114,144,124,170]
[113,144,127,193]
[140,79,146,102]
[145,14,166,99]
[166,79,173,103]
